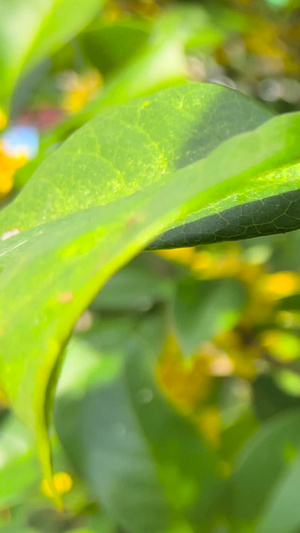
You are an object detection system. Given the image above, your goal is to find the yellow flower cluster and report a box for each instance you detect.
[156,244,300,440]
[0,144,27,198]
[156,336,222,446]
[157,336,212,415]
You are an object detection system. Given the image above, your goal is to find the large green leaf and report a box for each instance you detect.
[56,317,220,532]
[1,84,300,489]
[0,0,103,105]
[0,84,272,234]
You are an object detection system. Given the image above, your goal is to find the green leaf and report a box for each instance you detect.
[230,409,300,526]
[0,84,272,234]
[84,7,189,110]
[278,293,300,311]
[79,17,150,75]
[56,318,220,532]
[0,0,103,104]
[252,374,300,421]
[152,113,300,247]
[1,84,300,489]
[172,277,246,356]
[91,255,173,312]
[257,454,300,533]
[0,415,39,506]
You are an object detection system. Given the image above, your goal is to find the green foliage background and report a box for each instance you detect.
[0,0,300,532]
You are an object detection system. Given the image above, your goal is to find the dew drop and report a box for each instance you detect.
[137,388,153,404]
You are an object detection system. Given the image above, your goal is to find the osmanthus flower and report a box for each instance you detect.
[156,336,212,415]
[258,271,300,299]
[156,336,224,446]
[156,245,245,279]
[0,144,27,198]
[104,0,161,21]
[41,471,73,499]
[61,69,103,114]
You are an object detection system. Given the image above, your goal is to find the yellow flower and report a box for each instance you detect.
[259,271,300,299]
[41,471,73,499]
[0,144,27,198]
[196,406,221,447]
[215,330,259,380]
[156,247,196,267]
[156,336,211,414]
[0,108,7,131]
[62,70,103,114]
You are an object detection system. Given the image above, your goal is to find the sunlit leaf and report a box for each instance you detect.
[1,84,300,489]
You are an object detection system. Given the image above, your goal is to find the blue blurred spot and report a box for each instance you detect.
[1,125,39,159]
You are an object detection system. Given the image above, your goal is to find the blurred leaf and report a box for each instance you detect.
[79,376,173,533]
[55,333,122,398]
[84,6,215,112]
[230,408,300,526]
[266,230,300,272]
[221,412,258,463]
[79,17,150,75]
[278,293,300,311]
[252,374,300,421]
[0,416,39,506]
[257,454,300,533]
[91,255,173,312]
[0,523,35,533]
[0,0,105,106]
[57,318,220,532]
[172,278,246,356]
[274,370,300,397]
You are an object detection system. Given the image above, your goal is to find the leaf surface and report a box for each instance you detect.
[1,85,300,484]
[230,409,300,527]
[0,84,272,234]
